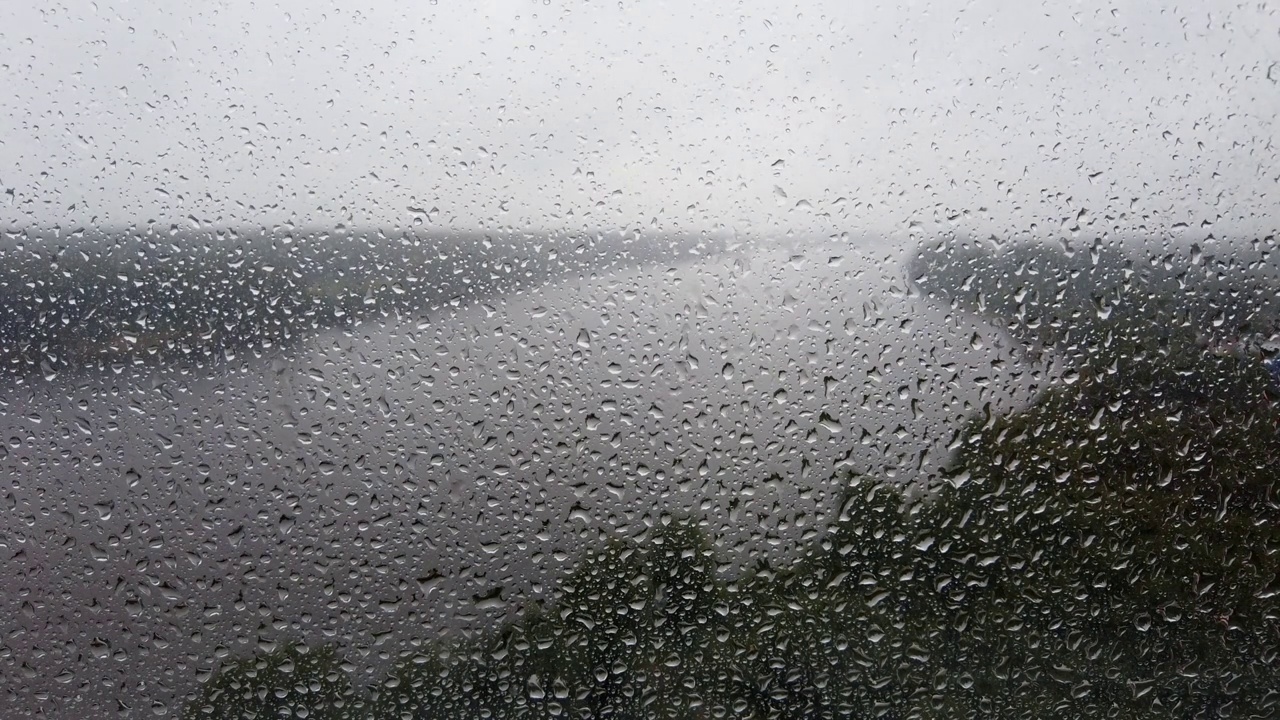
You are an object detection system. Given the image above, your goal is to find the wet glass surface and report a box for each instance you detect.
[2,2,1279,718]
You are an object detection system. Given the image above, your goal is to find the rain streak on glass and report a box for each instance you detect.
[1,2,1279,719]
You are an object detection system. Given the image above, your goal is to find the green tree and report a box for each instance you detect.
[371,516,737,719]
[182,641,362,720]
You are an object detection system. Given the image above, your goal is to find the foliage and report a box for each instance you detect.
[181,642,362,720]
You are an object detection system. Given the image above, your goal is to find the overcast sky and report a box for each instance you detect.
[2,0,1279,240]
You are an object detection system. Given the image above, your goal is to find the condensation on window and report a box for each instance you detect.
[1,2,1278,719]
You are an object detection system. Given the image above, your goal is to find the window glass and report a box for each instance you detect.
[2,2,1278,718]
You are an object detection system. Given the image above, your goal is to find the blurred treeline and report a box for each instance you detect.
[183,237,1280,719]
[0,225,699,375]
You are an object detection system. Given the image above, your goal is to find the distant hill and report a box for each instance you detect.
[0,226,725,376]
[907,235,1280,367]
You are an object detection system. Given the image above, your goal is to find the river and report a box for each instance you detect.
[0,236,1025,718]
